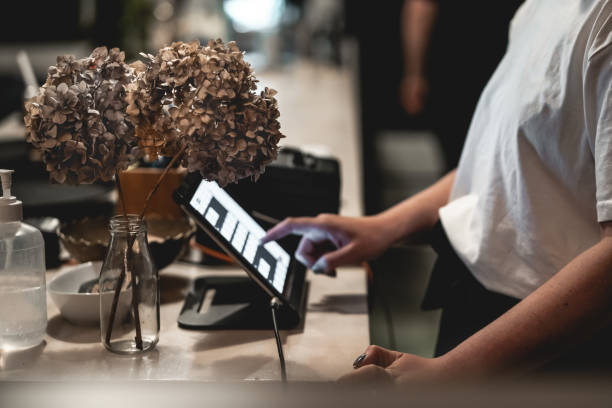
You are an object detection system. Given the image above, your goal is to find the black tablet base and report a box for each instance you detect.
[178,276,304,330]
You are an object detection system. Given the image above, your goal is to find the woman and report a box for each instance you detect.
[262,0,612,382]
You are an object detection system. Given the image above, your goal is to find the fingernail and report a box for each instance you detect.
[353,353,366,369]
[312,258,328,274]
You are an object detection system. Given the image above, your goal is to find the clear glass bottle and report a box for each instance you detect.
[0,169,47,350]
[99,215,159,354]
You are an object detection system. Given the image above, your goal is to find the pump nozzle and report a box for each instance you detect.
[0,169,14,199]
[0,169,21,222]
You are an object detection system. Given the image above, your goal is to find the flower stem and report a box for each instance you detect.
[139,144,187,218]
[116,170,128,218]
[104,259,126,345]
[105,145,186,351]
[105,171,143,350]
[126,239,143,350]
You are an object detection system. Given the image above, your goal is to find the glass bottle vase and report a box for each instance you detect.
[99,215,159,354]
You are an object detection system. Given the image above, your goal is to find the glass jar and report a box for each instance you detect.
[99,215,159,354]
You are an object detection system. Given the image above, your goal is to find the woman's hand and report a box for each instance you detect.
[261,214,398,275]
[400,74,428,115]
[338,345,445,385]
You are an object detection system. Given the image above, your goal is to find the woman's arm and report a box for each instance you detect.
[343,221,612,382]
[438,221,612,376]
[400,0,438,114]
[262,170,456,274]
[378,169,456,245]
[401,0,438,78]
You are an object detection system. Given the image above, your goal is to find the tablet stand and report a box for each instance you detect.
[177,275,306,330]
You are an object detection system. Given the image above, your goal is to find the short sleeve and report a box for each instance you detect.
[586,3,612,221]
[508,0,532,43]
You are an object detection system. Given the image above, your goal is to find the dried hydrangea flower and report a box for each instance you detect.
[183,87,283,186]
[125,58,179,161]
[24,47,138,184]
[126,39,283,185]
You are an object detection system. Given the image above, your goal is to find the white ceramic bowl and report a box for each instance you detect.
[48,262,131,326]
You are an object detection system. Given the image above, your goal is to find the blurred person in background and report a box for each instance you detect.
[264,0,612,382]
[400,0,522,171]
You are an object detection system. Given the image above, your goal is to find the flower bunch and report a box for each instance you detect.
[182,87,283,184]
[24,47,138,184]
[25,39,284,187]
[126,39,284,186]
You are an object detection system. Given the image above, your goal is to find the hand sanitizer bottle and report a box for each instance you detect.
[0,169,47,349]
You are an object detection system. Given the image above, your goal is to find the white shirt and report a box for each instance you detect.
[439,0,612,299]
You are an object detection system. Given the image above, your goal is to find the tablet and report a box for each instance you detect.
[175,177,306,315]
[189,179,290,295]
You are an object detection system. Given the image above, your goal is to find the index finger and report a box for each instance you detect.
[260,217,319,243]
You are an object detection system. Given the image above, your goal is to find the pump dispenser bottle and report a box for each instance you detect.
[0,169,47,349]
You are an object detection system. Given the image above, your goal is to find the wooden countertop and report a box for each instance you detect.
[1,263,368,381]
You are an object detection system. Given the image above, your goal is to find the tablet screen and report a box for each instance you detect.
[189,180,290,293]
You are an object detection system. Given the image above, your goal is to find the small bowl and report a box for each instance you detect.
[58,216,196,269]
[48,261,132,326]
